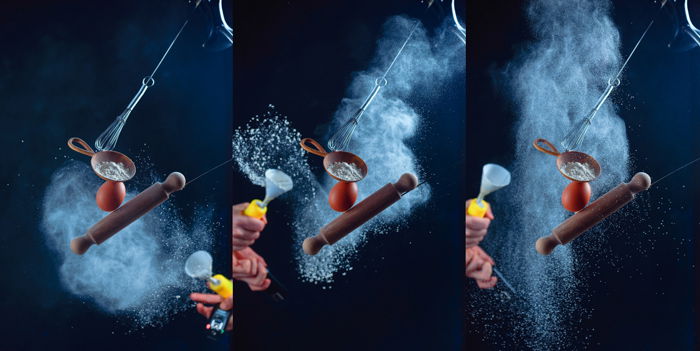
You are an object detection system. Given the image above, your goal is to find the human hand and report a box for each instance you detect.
[466,246,498,289]
[232,203,267,251]
[466,199,494,248]
[190,292,233,331]
[233,247,271,291]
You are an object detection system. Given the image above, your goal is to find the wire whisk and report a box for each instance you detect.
[95,77,153,151]
[561,78,619,151]
[94,11,191,151]
[560,2,666,151]
[327,19,422,152]
[327,78,387,151]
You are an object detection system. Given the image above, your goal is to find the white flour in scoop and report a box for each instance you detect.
[327,161,363,181]
[95,161,131,181]
[559,162,596,181]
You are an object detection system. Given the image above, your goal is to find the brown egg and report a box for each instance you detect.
[328,181,358,212]
[96,180,126,212]
[561,181,591,212]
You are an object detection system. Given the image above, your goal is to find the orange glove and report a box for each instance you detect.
[190,292,233,331]
[232,203,267,251]
[233,247,271,291]
[466,246,498,289]
[465,199,494,248]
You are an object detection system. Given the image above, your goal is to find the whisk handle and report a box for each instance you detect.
[533,138,560,156]
[67,137,96,157]
[358,84,383,112]
[300,138,328,157]
[125,80,151,111]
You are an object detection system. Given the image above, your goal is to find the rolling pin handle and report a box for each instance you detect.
[162,172,186,193]
[394,173,419,193]
[535,235,560,256]
[628,172,651,194]
[70,235,96,255]
[303,236,327,255]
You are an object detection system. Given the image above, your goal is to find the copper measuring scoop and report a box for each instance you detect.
[300,138,368,182]
[533,138,601,182]
[68,137,136,182]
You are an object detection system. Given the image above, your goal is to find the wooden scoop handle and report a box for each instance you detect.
[535,172,651,255]
[70,172,186,255]
[300,138,328,157]
[303,173,418,255]
[67,137,96,157]
[533,138,561,156]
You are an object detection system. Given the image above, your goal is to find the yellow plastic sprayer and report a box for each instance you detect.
[185,250,232,299]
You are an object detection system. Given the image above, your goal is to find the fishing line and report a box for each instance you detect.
[382,21,421,81]
[612,10,659,83]
[148,18,191,79]
[492,267,522,300]
[185,157,234,186]
[650,155,700,187]
[401,179,429,196]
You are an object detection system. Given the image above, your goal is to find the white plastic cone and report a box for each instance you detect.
[185,250,213,280]
[479,163,511,200]
[262,169,294,205]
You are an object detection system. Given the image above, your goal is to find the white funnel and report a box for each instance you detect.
[261,169,293,207]
[185,250,213,280]
[477,163,511,203]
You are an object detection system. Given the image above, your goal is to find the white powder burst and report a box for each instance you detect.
[468,0,630,349]
[41,161,217,329]
[232,16,462,283]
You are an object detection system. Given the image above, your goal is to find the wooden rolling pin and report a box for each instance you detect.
[303,173,418,255]
[71,172,186,255]
[535,172,651,255]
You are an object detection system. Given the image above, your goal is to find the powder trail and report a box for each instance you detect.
[232,16,464,283]
[41,161,217,329]
[468,0,631,348]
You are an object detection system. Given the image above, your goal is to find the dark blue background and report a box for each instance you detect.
[467,0,699,349]
[232,1,466,350]
[0,1,232,350]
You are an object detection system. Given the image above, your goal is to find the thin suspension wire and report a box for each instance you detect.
[148,18,191,80]
[381,20,421,81]
[650,156,700,187]
[612,15,657,83]
[492,267,520,298]
[186,157,234,186]
[401,179,428,196]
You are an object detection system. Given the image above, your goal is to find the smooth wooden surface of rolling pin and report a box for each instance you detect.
[303,173,418,255]
[536,172,651,255]
[70,172,186,255]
